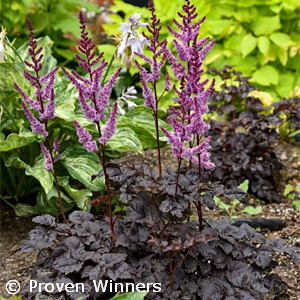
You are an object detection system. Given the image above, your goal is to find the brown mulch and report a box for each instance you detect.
[0,142,299,299]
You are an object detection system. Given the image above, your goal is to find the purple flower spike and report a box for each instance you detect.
[74,120,98,152]
[53,138,60,153]
[160,0,215,169]
[40,142,52,171]
[99,102,118,145]
[22,102,47,137]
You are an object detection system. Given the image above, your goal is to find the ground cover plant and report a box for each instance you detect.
[6,0,300,299]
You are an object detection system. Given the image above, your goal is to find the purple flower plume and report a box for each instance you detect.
[15,18,58,142]
[134,0,168,110]
[40,142,52,171]
[74,120,98,152]
[99,102,118,145]
[161,0,215,169]
[63,12,121,149]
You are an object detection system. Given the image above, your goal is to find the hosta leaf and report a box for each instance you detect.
[0,62,30,99]
[0,132,40,152]
[60,145,105,192]
[58,176,92,211]
[5,153,29,169]
[25,154,53,194]
[13,203,35,217]
[106,127,142,153]
[34,188,74,216]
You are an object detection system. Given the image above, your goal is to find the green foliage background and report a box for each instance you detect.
[103,0,300,100]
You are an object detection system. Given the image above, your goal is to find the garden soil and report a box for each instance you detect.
[1,142,299,299]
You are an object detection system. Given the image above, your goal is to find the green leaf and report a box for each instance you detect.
[241,206,262,215]
[251,16,281,36]
[250,65,279,86]
[34,187,74,216]
[60,145,105,192]
[117,111,171,150]
[58,176,92,211]
[106,127,142,153]
[5,153,29,169]
[241,34,257,58]
[214,196,230,214]
[0,62,30,99]
[110,292,148,300]
[14,203,35,217]
[97,44,117,66]
[238,180,249,193]
[284,184,294,196]
[25,154,54,194]
[0,131,40,152]
[270,32,295,48]
[293,200,300,210]
[257,36,270,55]
[274,45,288,66]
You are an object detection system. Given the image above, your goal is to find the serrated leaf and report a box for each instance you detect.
[32,214,56,227]
[25,154,53,194]
[60,145,105,192]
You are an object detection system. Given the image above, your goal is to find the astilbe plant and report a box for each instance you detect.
[14,18,67,223]
[61,12,122,240]
[21,1,300,300]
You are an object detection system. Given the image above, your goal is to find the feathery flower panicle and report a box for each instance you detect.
[161,0,215,169]
[62,12,121,151]
[21,102,47,137]
[40,142,52,171]
[74,120,98,152]
[14,18,58,133]
[99,102,118,145]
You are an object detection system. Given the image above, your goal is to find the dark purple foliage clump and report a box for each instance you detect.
[208,66,300,203]
[21,166,300,299]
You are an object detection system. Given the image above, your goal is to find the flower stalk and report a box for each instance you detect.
[62,12,122,241]
[14,19,67,223]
